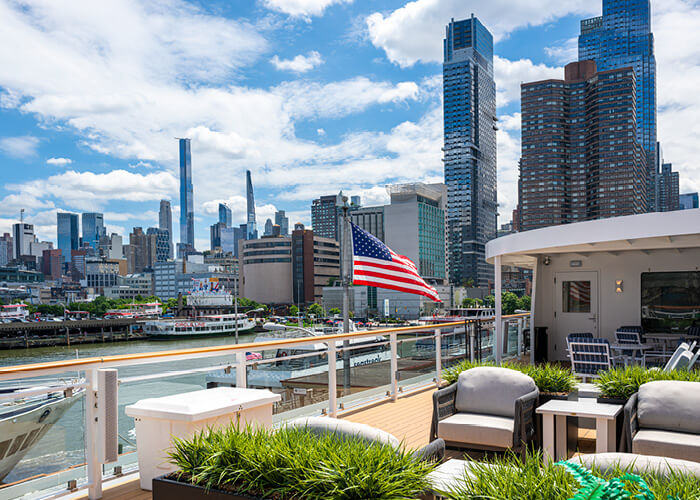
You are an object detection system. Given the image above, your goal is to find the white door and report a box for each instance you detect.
[554,271,599,357]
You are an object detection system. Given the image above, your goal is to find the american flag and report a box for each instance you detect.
[351,223,442,302]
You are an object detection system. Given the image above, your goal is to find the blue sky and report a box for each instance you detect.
[0,0,698,250]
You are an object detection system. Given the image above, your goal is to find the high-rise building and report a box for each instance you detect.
[350,196,361,208]
[517,61,647,230]
[657,163,680,212]
[159,199,173,259]
[443,15,497,287]
[679,193,699,210]
[274,210,289,236]
[210,222,226,250]
[179,138,195,248]
[128,227,157,273]
[246,170,257,240]
[12,223,34,258]
[579,0,656,210]
[42,249,62,280]
[57,212,79,265]
[81,213,105,250]
[219,203,232,228]
[147,227,171,263]
[350,206,385,242]
[0,235,11,266]
[264,218,273,236]
[311,195,340,240]
[220,226,236,255]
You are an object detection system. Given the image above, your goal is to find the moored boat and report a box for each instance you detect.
[143,313,256,339]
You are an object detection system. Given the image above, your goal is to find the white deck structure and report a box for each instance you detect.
[486,209,700,361]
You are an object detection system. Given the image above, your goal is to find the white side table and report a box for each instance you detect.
[536,399,622,464]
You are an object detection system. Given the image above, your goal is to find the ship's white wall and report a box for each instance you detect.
[534,248,700,360]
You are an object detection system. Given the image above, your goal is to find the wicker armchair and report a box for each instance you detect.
[430,367,538,457]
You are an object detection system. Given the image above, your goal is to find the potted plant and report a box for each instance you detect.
[515,363,576,404]
[154,425,433,500]
[594,365,700,404]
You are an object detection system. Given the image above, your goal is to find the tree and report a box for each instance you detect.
[327,277,337,286]
[501,292,520,315]
[329,307,341,316]
[289,305,299,316]
[483,295,495,308]
[461,297,483,308]
[518,295,532,311]
[306,303,323,317]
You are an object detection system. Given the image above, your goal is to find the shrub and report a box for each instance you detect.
[594,365,700,399]
[443,361,576,394]
[169,426,434,499]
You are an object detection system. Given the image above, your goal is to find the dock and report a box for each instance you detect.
[0,318,140,349]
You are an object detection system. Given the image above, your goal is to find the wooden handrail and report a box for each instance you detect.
[0,314,530,378]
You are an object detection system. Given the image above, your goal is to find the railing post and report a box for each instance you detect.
[85,368,102,499]
[434,328,441,388]
[390,332,398,401]
[517,318,524,357]
[469,322,476,362]
[328,341,337,416]
[235,351,246,388]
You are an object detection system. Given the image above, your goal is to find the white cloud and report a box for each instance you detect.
[0,136,40,159]
[270,51,323,73]
[261,0,352,18]
[544,37,578,64]
[46,157,72,166]
[494,56,561,107]
[316,128,326,136]
[366,0,596,67]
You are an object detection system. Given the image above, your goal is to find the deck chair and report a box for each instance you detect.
[614,330,645,365]
[566,332,593,356]
[569,338,612,382]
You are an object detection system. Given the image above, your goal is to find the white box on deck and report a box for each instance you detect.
[125,387,281,490]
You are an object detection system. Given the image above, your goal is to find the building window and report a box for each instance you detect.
[641,272,700,333]
[562,281,591,313]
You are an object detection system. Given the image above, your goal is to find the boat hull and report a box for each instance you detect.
[148,325,257,340]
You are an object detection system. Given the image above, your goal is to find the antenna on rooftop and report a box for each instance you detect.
[20,209,24,224]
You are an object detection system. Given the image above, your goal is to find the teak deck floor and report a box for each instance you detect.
[74,387,595,500]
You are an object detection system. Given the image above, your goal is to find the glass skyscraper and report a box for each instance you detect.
[246,170,258,240]
[81,212,104,249]
[57,212,79,263]
[579,0,656,210]
[179,138,195,248]
[158,199,173,259]
[443,15,497,287]
[219,203,232,228]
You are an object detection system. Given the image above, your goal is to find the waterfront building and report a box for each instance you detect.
[579,0,657,210]
[291,225,340,305]
[153,260,178,300]
[147,227,171,263]
[350,206,385,242]
[12,223,34,259]
[179,138,195,249]
[219,203,232,227]
[210,222,225,250]
[679,192,699,210]
[274,210,289,236]
[311,194,341,240]
[41,249,62,280]
[657,163,680,212]
[85,257,120,294]
[517,61,646,230]
[81,213,105,250]
[159,199,174,259]
[246,170,257,240]
[104,273,154,300]
[443,15,497,288]
[57,212,79,265]
[264,218,273,236]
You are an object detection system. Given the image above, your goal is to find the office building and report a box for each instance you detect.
[311,194,340,240]
[81,213,105,250]
[210,222,226,251]
[246,170,257,240]
[657,163,680,212]
[147,227,171,263]
[350,206,385,242]
[443,15,497,287]
[42,249,62,280]
[517,61,647,230]
[85,258,120,294]
[179,138,195,248]
[57,212,79,265]
[159,199,173,259]
[579,0,656,210]
[128,227,157,273]
[275,210,289,236]
[12,223,34,259]
[350,196,361,208]
[219,203,232,227]
[264,218,273,236]
[680,193,699,210]
[0,238,10,266]
[70,249,88,280]
[104,273,154,300]
[220,226,236,255]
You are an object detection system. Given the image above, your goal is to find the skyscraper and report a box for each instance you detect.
[12,223,34,259]
[679,193,699,210]
[443,15,497,287]
[518,61,646,230]
[579,0,656,210]
[159,199,173,259]
[210,222,226,250]
[82,212,105,249]
[246,170,257,240]
[657,163,680,212]
[147,227,171,263]
[274,210,289,236]
[179,138,195,248]
[311,195,340,240]
[219,203,232,228]
[57,212,79,264]
[264,218,273,236]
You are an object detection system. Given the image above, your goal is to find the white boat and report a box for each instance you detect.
[0,385,84,482]
[143,313,256,339]
[208,324,391,389]
[0,304,29,321]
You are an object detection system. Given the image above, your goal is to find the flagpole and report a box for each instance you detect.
[339,194,351,394]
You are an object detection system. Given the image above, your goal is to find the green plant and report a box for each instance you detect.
[594,365,700,399]
[329,307,341,316]
[169,426,434,499]
[442,361,576,394]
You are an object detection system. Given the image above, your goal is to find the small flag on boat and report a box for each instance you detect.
[350,223,442,302]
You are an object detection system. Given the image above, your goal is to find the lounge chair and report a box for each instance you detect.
[430,366,538,457]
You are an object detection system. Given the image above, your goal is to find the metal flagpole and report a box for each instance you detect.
[339,194,351,394]
[234,272,239,344]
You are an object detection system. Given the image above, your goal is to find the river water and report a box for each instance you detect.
[0,334,258,485]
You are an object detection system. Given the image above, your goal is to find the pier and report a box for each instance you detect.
[0,318,142,349]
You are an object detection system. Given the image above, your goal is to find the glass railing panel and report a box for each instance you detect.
[335,334,393,409]
[396,333,437,390]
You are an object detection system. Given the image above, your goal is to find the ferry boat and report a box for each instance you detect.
[104,302,161,320]
[0,304,29,321]
[0,385,84,481]
[142,313,256,339]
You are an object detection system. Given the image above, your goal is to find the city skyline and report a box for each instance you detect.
[0,1,698,251]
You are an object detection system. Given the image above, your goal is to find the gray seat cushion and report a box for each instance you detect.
[287,416,400,448]
[569,453,700,478]
[632,429,700,463]
[638,381,700,434]
[437,412,514,449]
[454,367,536,417]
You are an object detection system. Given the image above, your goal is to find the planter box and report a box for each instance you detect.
[152,475,263,500]
[596,396,628,405]
[596,395,629,452]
